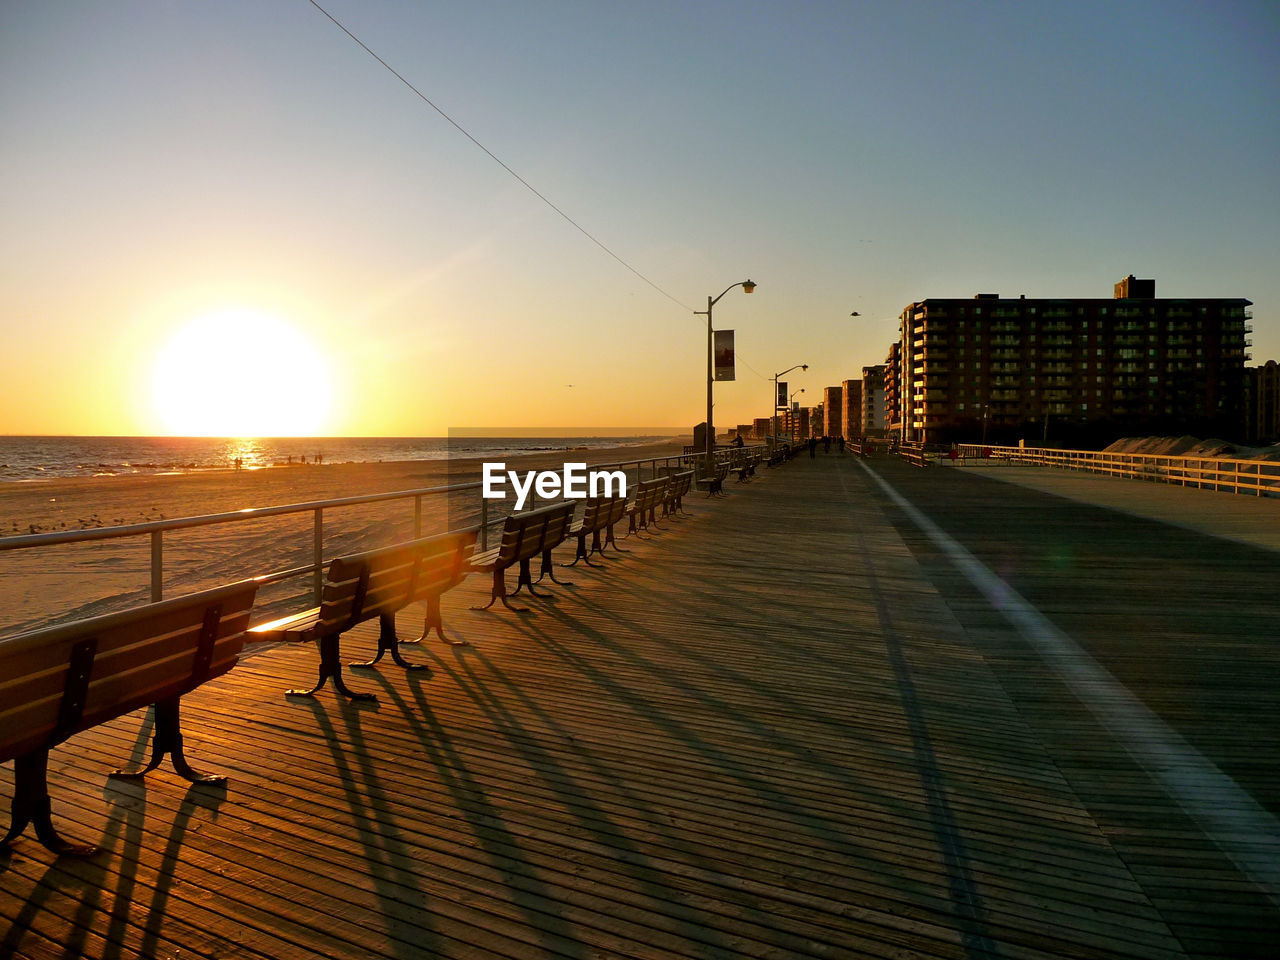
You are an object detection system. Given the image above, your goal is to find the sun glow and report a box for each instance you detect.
[152,308,333,436]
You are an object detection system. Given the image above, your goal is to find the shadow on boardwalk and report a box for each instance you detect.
[3,453,1279,958]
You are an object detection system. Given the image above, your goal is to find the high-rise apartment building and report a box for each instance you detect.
[896,276,1251,445]
[861,365,886,436]
[841,380,863,440]
[823,387,842,437]
[883,343,903,437]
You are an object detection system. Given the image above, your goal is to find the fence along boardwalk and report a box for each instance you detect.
[3,455,1279,958]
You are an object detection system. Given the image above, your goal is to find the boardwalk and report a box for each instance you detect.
[3,455,1280,959]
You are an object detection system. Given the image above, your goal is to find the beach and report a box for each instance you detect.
[0,438,689,637]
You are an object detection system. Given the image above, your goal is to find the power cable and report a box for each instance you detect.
[307,0,695,314]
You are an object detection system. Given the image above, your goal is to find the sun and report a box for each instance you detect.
[152,308,333,436]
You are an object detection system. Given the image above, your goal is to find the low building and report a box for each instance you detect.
[1245,360,1280,444]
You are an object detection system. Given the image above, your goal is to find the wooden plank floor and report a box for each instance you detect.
[4,454,1279,959]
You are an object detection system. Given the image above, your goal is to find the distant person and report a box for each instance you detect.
[823,436,831,454]
[732,434,744,448]
[837,435,845,455]
[808,437,817,458]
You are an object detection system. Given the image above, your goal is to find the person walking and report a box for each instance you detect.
[808,436,817,458]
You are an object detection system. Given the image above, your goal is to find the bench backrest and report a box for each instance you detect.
[0,580,259,763]
[323,531,480,631]
[495,501,565,566]
[576,496,607,533]
[632,476,667,512]
[536,501,576,554]
[405,530,478,606]
[666,470,693,500]
[605,494,628,527]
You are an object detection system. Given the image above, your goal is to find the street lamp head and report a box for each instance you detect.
[742,280,756,294]
[801,364,809,371]
[849,310,861,317]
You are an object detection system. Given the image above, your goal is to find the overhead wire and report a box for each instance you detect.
[306,2,775,382]
[306,0,695,314]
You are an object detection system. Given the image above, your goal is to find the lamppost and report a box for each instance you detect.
[789,387,806,442]
[771,364,808,447]
[695,279,755,474]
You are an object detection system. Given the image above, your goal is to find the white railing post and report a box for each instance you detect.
[150,530,163,602]
[313,508,324,604]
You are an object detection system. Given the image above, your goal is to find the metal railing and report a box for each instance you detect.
[953,444,1280,497]
[0,445,767,614]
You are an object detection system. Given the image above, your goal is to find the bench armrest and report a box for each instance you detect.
[248,608,322,643]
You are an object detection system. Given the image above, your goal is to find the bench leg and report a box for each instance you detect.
[564,533,601,568]
[286,634,378,702]
[110,697,225,784]
[512,558,552,597]
[352,614,431,670]
[416,595,468,645]
[538,550,574,585]
[473,567,530,613]
[603,523,629,553]
[3,750,98,857]
[590,528,611,557]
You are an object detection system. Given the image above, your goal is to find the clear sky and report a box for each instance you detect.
[2,0,1277,436]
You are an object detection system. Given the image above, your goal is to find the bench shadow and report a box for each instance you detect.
[436,644,749,955]
[357,660,592,959]
[0,765,140,960]
[294,695,443,960]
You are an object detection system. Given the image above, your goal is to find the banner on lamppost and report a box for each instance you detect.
[776,381,788,409]
[713,330,735,381]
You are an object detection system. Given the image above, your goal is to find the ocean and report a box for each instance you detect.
[0,435,677,482]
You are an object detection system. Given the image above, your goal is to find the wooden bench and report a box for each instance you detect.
[695,461,730,496]
[661,470,694,517]
[626,476,669,537]
[730,455,760,483]
[1,580,259,855]
[248,531,477,701]
[531,500,577,590]
[599,494,630,554]
[565,495,623,567]
[469,501,574,613]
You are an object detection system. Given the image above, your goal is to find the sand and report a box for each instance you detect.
[0,438,690,637]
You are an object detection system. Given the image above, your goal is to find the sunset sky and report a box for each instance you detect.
[2,1,1277,437]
